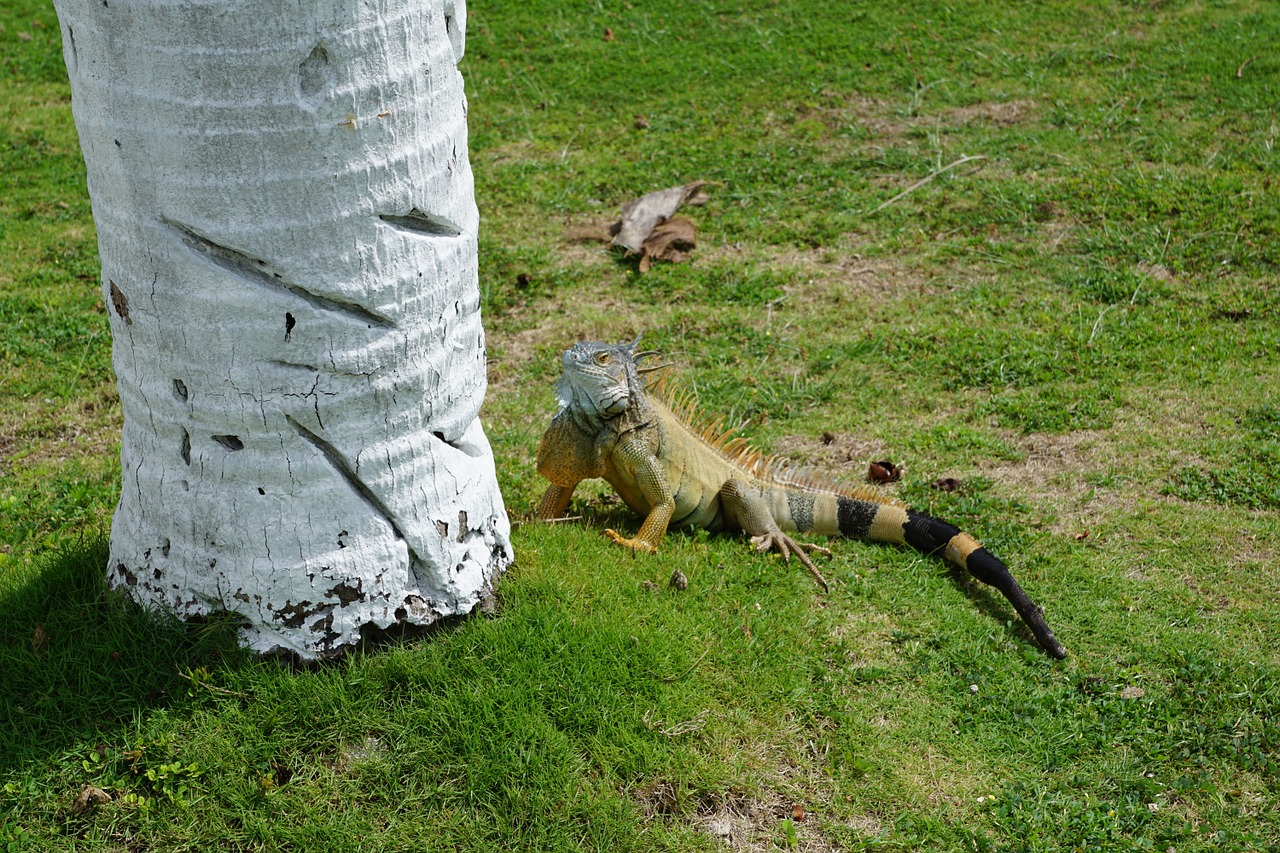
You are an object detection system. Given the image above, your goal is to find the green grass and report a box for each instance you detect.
[3,0,1279,850]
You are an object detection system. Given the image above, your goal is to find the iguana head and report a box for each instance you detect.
[555,339,644,419]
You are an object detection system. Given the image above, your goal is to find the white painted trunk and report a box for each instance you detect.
[53,0,512,658]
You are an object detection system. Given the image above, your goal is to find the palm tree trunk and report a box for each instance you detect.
[52,0,511,658]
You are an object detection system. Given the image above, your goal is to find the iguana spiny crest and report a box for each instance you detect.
[534,339,1066,659]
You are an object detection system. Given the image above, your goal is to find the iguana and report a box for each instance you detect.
[533,339,1067,659]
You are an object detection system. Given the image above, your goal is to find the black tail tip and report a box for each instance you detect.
[967,547,1067,660]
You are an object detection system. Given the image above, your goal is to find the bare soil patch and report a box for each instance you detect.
[487,290,643,388]
[689,795,843,852]
[806,95,1039,141]
[982,430,1107,496]
[980,429,1126,534]
[769,432,893,483]
[944,99,1039,127]
[683,788,875,852]
[698,239,938,300]
[0,386,121,471]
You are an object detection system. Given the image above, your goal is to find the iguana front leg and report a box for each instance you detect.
[720,479,831,592]
[533,482,578,520]
[604,440,675,555]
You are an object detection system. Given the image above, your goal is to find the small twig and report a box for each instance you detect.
[1236,55,1259,78]
[868,154,988,215]
[177,671,249,698]
[539,515,583,523]
[642,707,710,737]
[648,645,714,683]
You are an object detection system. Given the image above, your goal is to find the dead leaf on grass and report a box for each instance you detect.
[71,786,112,815]
[638,217,697,273]
[868,460,902,484]
[932,477,961,492]
[610,182,711,272]
[32,625,49,656]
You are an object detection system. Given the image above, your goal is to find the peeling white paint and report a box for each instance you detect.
[53,0,511,658]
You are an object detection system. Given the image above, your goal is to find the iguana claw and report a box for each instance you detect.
[604,528,659,555]
[750,531,831,593]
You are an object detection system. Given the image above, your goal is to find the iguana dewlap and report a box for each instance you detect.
[533,339,1066,659]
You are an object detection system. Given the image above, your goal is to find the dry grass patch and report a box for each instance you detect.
[0,385,120,470]
[827,609,900,671]
[700,241,938,299]
[769,433,892,482]
[632,760,874,852]
[690,790,849,852]
[487,290,646,387]
[800,94,1039,144]
[981,429,1119,524]
[944,99,1039,127]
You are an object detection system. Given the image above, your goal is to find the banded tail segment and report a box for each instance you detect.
[897,505,1065,659]
[784,489,1066,659]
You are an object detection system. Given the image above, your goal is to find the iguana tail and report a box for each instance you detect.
[781,488,1066,659]
[896,506,1066,659]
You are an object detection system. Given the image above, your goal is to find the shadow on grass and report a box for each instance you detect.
[944,563,1061,658]
[0,538,246,773]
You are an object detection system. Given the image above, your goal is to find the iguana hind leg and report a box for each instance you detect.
[721,479,831,592]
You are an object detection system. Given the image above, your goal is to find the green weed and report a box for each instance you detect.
[1167,402,1280,510]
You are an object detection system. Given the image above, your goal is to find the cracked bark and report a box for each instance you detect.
[54,0,511,658]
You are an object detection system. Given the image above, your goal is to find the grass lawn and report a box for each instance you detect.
[3,0,1279,849]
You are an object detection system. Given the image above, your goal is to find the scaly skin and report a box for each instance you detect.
[534,340,1066,659]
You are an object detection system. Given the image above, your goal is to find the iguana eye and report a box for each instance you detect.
[594,352,612,365]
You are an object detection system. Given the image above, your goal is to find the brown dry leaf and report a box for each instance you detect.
[603,27,615,42]
[638,217,696,273]
[71,786,112,815]
[32,625,49,656]
[793,804,806,821]
[932,477,961,492]
[868,460,902,484]
[610,181,710,254]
